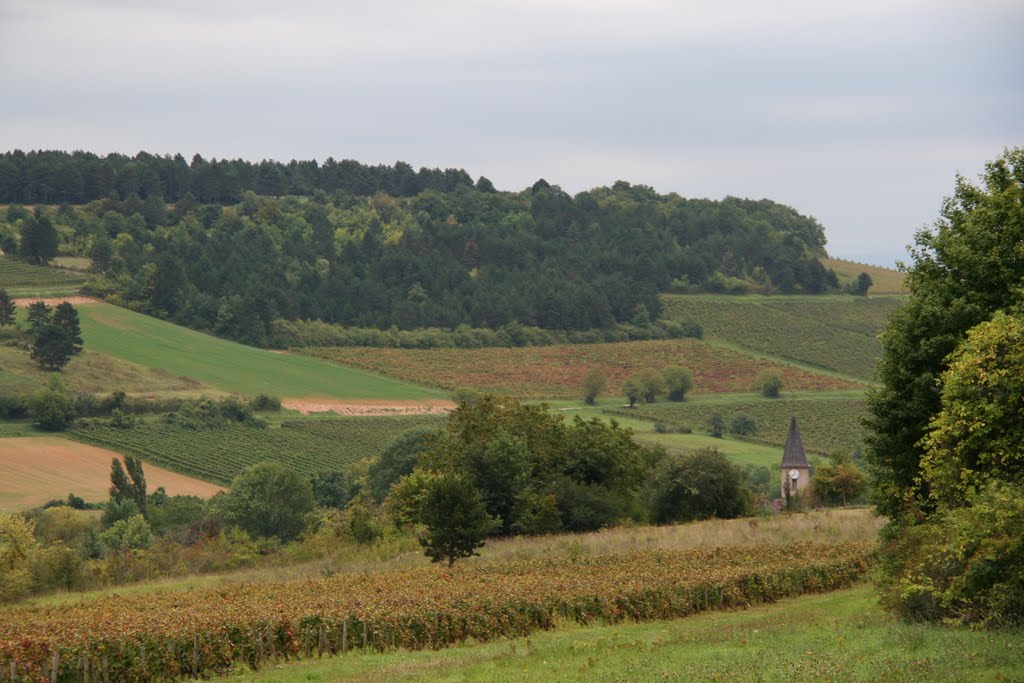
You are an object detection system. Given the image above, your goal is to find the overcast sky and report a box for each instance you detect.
[1,1,1021,266]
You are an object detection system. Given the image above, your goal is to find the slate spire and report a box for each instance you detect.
[780,416,809,468]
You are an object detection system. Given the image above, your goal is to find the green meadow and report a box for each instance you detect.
[75,303,444,400]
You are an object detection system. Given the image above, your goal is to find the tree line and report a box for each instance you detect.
[3,169,839,346]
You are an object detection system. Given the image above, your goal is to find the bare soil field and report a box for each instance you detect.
[12,296,101,306]
[0,436,224,511]
[282,398,454,416]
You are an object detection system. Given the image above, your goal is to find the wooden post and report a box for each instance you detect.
[192,635,199,676]
[51,651,60,683]
[10,660,17,682]
[362,622,368,650]
[342,619,348,653]
[317,625,325,657]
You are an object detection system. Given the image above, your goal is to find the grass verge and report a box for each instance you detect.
[220,585,1022,683]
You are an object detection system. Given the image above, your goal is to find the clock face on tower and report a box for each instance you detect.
[789,469,800,480]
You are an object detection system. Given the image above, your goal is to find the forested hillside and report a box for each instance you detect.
[1,151,842,346]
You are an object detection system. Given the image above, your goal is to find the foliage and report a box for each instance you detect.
[367,427,437,503]
[0,541,872,680]
[29,323,74,370]
[865,149,1024,626]
[310,470,351,509]
[303,338,859,400]
[635,368,665,403]
[582,367,607,405]
[109,455,148,517]
[729,412,758,436]
[99,515,154,553]
[72,414,443,486]
[214,462,315,542]
[865,148,1024,517]
[919,311,1024,506]
[810,453,868,506]
[405,396,652,535]
[418,474,498,567]
[876,481,1024,627]
[18,208,58,265]
[660,294,902,381]
[662,365,694,401]
[27,379,76,431]
[0,288,14,326]
[707,413,726,438]
[759,370,783,398]
[51,302,83,354]
[847,271,873,296]
[647,449,750,523]
[623,378,641,408]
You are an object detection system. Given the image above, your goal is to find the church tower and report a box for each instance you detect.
[780,416,811,498]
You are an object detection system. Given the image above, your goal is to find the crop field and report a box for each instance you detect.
[303,339,864,400]
[609,393,868,455]
[0,541,871,681]
[659,294,904,380]
[70,415,444,485]
[0,436,223,511]
[822,257,907,295]
[0,256,86,296]
[74,303,444,401]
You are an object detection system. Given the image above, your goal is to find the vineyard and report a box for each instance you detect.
[659,294,904,380]
[0,256,86,295]
[302,339,864,400]
[0,541,872,682]
[613,394,868,455]
[70,415,444,486]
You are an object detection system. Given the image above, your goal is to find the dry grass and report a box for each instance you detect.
[822,257,907,295]
[479,507,882,561]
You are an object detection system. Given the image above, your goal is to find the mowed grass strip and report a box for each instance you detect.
[222,585,1024,683]
[76,303,444,400]
[659,294,903,380]
[302,339,864,400]
[0,436,223,511]
[69,415,444,485]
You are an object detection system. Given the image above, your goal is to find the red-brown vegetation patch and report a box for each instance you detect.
[303,339,865,400]
[0,437,223,511]
[12,296,100,306]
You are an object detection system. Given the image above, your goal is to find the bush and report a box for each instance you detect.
[28,383,76,431]
[758,371,783,398]
[729,413,758,436]
[647,448,750,523]
[877,481,1024,627]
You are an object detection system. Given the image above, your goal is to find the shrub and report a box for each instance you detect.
[758,371,783,398]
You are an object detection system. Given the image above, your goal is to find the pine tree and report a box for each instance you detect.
[0,289,15,327]
[52,302,83,354]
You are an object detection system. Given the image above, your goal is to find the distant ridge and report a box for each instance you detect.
[821,257,906,295]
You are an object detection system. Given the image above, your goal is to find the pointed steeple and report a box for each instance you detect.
[780,416,809,468]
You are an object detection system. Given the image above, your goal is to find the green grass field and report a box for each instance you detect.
[70,414,444,485]
[218,585,1023,683]
[660,294,903,381]
[605,392,868,456]
[75,303,445,400]
[0,255,86,296]
[548,403,784,468]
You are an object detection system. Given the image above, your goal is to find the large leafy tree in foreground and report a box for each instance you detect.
[865,148,1024,517]
[867,148,1024,626]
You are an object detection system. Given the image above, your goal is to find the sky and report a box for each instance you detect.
[1,1,1021,267]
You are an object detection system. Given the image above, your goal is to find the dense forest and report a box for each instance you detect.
[1,150,840,346]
